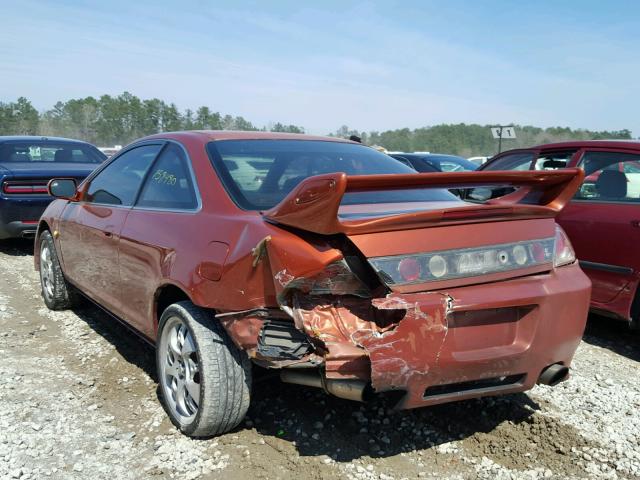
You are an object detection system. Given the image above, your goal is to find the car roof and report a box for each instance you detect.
[0,135,95,145]
[392,152,467,159]
[142,130,357,144]
[520,140,640,151]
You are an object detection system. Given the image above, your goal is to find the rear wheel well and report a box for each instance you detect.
[630,283,640,330]
[155,285,191,331]
[38,220,50,233]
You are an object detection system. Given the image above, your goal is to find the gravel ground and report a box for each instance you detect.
[0,238,639,480]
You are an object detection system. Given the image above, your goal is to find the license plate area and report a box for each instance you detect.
[448,306,534,351]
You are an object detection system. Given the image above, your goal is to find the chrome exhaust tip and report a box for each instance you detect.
[537,363,569,386]
[280,370,370,402]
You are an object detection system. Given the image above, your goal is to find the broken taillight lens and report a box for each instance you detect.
[279,260,371,298]
[553,225,576,267]
[369,237,556,286]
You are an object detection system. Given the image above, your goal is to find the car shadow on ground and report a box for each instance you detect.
[0,238,34,256]
[247,373,540,461]
[65,297,540,461]
[582,313,640,362]
[70,300,157,381]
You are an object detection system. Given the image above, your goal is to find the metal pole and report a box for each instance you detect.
[498,126,503,154]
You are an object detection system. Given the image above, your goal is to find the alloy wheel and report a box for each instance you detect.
[40,242,55,300]
[159,316,201,425]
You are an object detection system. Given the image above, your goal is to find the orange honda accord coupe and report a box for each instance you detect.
[36,131,590,437]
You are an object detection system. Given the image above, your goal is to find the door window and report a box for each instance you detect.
[85,145,161,206]
[576,151,640,202]
[137,144,198,210]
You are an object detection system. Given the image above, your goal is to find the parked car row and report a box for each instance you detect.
[0,132,631,439]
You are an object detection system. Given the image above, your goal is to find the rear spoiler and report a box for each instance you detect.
[262,168,584,235]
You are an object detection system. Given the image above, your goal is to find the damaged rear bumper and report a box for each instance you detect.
[288,263,590,409]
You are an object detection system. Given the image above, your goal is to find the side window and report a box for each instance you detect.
[137,144,197,210]
[483,152,535,171]
[86,145,161,206]
[576,151,640,202]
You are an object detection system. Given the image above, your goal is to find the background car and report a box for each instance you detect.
[468,156,490,166]
[98,145,123,158]
[0,136,105,239]
[36,131,589,437]
[390,152,478,172]
[477,140,640,328]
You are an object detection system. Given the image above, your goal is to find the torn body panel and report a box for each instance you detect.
[287,263,590,409]
[291,293,450,392]
[263,234,370,304]
[216,308,321,368]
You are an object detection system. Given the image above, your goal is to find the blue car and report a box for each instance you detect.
[0,136,106,239]
[390,153,478,173]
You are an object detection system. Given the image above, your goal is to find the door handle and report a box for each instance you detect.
[631,220,640,228]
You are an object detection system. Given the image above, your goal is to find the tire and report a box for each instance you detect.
[156,301,252,437]
[38,230,79,310]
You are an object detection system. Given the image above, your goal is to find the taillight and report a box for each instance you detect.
[553,225,576,267]
[369,237,555,286]
[2,182,49,195]
[398,257,422,282]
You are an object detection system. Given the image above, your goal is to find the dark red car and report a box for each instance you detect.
[36,132,590,437]
[479,141,640,327]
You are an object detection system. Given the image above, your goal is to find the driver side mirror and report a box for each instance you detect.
[48,178,77,199]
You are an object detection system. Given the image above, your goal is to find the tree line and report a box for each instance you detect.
[331,124,633,157]
[0,93,633,155]
[0,93,304,146]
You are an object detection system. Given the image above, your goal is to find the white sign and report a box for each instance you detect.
[491,126,516,139]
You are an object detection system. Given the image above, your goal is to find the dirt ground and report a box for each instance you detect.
[1,238,639,480]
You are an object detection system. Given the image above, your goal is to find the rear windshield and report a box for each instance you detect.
[483,151,535,171]
[0,141,105,164]
[207,140,459,210]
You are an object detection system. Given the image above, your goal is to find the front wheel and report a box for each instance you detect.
[39,230,79,310]
[156,301,252,437]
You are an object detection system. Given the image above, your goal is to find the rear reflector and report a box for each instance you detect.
[3,182,49,195]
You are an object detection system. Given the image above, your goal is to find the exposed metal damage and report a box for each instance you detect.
[220,234,458,402]
[290,292,453,393]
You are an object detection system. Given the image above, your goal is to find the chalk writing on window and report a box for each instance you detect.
[152,169,177,185]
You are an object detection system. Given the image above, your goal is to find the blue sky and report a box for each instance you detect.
[1,0,639,135]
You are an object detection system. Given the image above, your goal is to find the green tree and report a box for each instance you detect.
[269,122,305,133]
